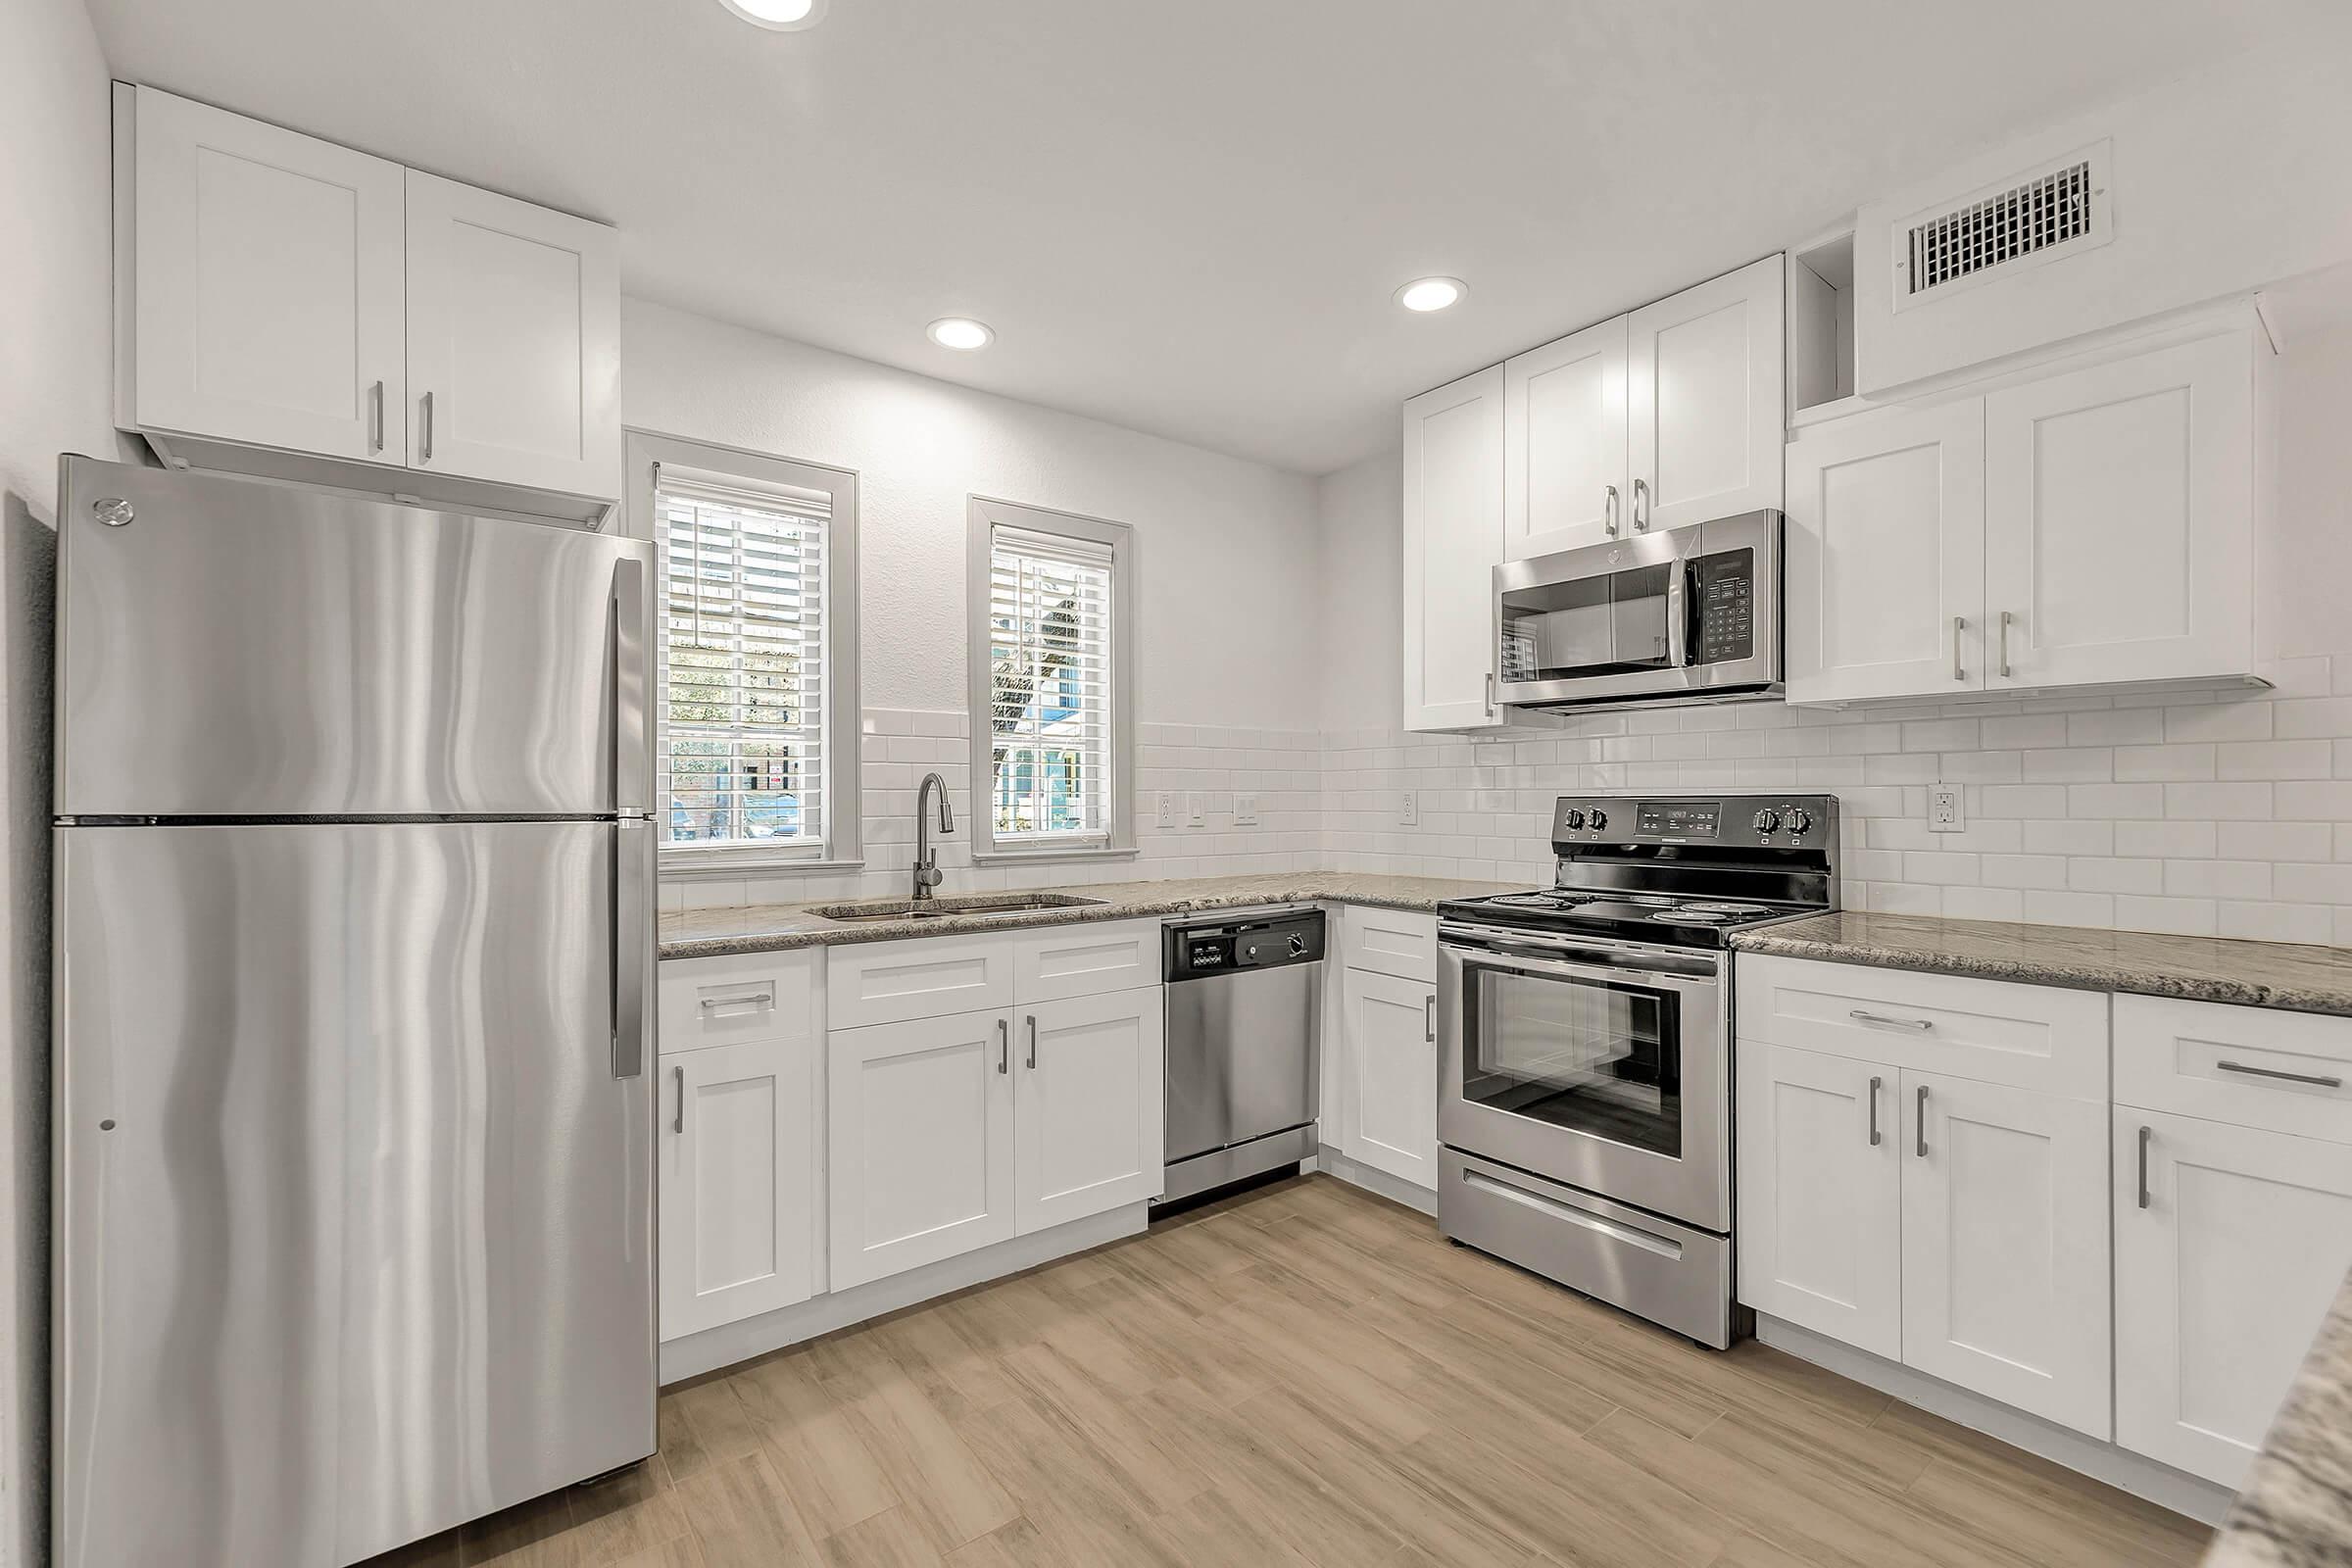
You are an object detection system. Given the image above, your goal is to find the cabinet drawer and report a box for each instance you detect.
[827,935,1015,1030]
[1014,919,1161,1004]
[1737,956,2107,1100]
[659,950,819,1054]
[1342,905,1438,983]
[2116,995,2352,1141]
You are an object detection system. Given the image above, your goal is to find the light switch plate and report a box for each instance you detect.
[1235,792,1259,826]
[1399,789,1419,826]
[1928,785,1965,832]
[1185,792,1204,826]
[1155,792,1176,828]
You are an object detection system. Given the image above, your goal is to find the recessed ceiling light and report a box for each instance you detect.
[927,318,994,351]
[716,0,826,30]
[1396,276,1467,313]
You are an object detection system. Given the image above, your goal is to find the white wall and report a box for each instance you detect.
[1313,450,1402,736]
[0,1,117,1561]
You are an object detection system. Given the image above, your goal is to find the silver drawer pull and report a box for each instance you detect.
[2217,1059,2344,1090]
[700,991,774,1010]
[1850,1008,1934,1032]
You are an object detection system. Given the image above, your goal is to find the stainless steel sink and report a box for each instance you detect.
[808,892,1109,922]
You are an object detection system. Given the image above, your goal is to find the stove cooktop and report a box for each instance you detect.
[1435,889,1811,949]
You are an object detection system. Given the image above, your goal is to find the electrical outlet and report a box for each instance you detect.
[1398,789,1419,826]
[1928,785,1965,833]
[1155,792,1176,828]
[1185,792,1204,826]
[1234,791,1259,826]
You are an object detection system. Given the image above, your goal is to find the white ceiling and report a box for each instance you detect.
[86,0,2329,474]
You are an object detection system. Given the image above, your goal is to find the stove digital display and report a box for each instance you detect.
[1637,801,1721,838]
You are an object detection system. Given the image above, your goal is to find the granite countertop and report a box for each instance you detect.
[2206,1267,2352,1566]
[1731,910,2352,1017]
[659,871,1520,959]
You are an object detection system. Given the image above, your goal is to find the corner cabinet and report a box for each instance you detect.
[1402,367,1505,732]
[115,84,621,502]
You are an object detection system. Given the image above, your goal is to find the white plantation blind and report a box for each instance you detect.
[987,524,1115,844]
[658,467,829,855]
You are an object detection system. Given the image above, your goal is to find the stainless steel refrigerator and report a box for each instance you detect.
[51,456,659,1567]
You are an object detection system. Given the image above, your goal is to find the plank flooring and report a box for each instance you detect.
[359,1174,2213,1568]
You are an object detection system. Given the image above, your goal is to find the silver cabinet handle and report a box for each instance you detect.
[1997,610,2013,679]
[1026,1015,1038,1070]
[1850,1008,1934,1032]
[700,991,773,1010]
[1633,476,1650,532]
[1425,995,1437,1043]
[420,390,435,462]
[1915,1085,1929,1157]
[1603,484,1620,538]
[2217,1059,2345,1089]
[672,1065,686,1136]
[1952,615,1965,682]
[1485,672,1497,715]
[997,1017,1008,1074]
[1867,1075,1883,1147]
[368,379,385,454]
[2136,1124,2152,1209]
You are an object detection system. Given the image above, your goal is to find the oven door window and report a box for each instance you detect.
[1461,963,1683,1157]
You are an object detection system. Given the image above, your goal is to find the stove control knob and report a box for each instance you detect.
[1751,808,1782,834]
[1561,808,1587,830]
[1587,808,1607,832]
[1783,808,1813,836]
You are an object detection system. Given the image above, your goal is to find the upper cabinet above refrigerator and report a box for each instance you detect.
[113,85,622,512]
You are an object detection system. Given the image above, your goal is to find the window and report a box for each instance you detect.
[627,432,859,873]
[967,498,1135,861]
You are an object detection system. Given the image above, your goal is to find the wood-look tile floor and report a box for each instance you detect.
[361,1175,2213,1568]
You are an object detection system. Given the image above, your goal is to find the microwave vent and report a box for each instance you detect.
[1894,143,2112,309]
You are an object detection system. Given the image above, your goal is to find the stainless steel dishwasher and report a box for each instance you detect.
[1157,906,1325,1208]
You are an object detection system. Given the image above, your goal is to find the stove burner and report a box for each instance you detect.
[1487,891,1596,909]
[1674,902,1773,916]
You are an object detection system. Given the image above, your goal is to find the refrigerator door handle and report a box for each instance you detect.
[612,818,651,1078]
[612,554,651,816]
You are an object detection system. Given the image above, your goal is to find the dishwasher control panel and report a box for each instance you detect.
[1163,909,1326,981]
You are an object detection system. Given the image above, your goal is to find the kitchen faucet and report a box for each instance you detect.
[912,771,954,900]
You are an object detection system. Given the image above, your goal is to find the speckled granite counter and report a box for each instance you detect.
[659,872,1519,959]
[1731,910,2352,1018]
[2206,1267,2352,1566]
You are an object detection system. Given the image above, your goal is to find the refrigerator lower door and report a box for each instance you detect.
[54,821,656,1568]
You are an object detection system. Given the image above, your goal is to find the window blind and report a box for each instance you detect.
[987,524,1114,843]
[658,469,828,854]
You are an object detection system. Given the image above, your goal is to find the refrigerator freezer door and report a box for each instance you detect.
[55,456,654,818]
[54,821,656,1568]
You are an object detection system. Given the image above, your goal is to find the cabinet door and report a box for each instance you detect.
[659,1037,816,1341]
[1342,968,1439,1189]
[1627,255,1785,533]
[828,1010,1015,1289]
[1900,1072,2111,1437]
[125,87,406,462]
[1401,366,1505,732]
[1735,1043,1902,1359]
[1983,332,2254,689]
[1014,991,1164,1232]
[1785,400,1986,704]
[1502,318,1628,561]
[403,171,621,498]
[2116,1108,2352,1489]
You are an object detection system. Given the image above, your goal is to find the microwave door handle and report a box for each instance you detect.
[1665,558,1693,668]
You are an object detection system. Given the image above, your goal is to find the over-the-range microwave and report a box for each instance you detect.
[1493,510,1782,710]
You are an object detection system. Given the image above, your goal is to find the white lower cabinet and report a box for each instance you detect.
[659,1036,819,1340]
[1340,967,1440,1189]
[2116,1108,2352,1488]
[1015,991,1164,1232]
[827,1009,1018,1291]
[1900,1071,2111,1437]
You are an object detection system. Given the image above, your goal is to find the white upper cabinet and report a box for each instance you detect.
[1502,318,1628,561]
[119,86,407,464]
[403,171,621,497]
[1982,332,2254,690]
[116,85,620,502]
[1627,255,1787,532]
[1785,399,1986,703]
[1401,366,1506,732]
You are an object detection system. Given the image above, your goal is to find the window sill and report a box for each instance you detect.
[967,844,1139,867]
[660,852,866,881]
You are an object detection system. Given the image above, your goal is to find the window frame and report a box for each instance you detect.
[626,429,862,878]
[966,495,1138,865]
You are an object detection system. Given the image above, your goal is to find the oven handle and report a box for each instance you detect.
[1444,941,1718,1000]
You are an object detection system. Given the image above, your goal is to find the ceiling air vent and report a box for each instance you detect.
[1892,142,2112,310]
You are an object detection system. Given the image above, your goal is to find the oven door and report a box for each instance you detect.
[1437,928,1728,1232]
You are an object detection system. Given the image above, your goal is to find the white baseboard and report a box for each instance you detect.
[1315,1145,1437,1216]
[1755,1314,2236,1526]
[660,1204,1148,1384]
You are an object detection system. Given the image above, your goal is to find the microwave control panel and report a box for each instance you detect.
[1694,550,1754,665]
